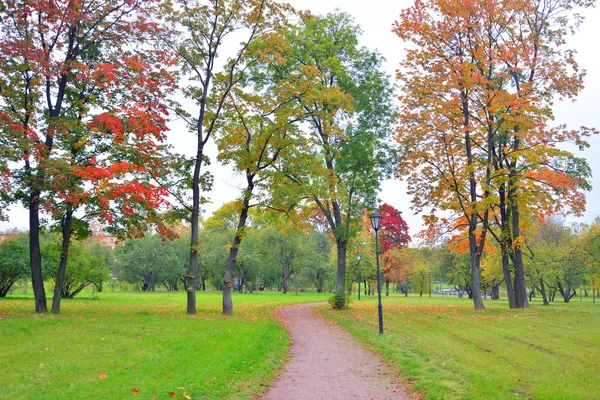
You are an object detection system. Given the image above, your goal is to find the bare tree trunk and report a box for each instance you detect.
[187,139,203,314]
[237,262,253,294]
[510,202,529,309]
[29,191,47,313]
[282,264,290,294]
[52,208,74,313]
[469,234,485,309]
[223,178,254,315]
[502,248,516,308]
[335,238,348,295]
[539,278,549,305]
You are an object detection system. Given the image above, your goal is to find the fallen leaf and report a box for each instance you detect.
[168,392,176,398]
[98,374,108,379]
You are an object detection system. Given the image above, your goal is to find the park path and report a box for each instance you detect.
[260,303,413,400]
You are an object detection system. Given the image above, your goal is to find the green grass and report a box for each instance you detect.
[0,290,329,400]
[319,294,600,400]
[4,290,599,400]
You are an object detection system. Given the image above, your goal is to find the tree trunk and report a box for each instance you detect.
[490,283,500,300]
[469,238,485,309]
[142,273,157,291]
[29,191,47,313]
[385,280,390,296]
[462,91,486,311]
[237,262,253,294]
[335,238,348,295]
[539,277,549,305]
[508,132,529,309]
[52,208,73,313]
[223,177,254,315]
[187,142,202,313]
[502,251,516,308]
[511,246,529,308]
[282,264,289,294]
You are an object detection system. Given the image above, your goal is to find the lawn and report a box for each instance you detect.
[0,290,329,400]
[320,294,600,400]
[3,291,599,400]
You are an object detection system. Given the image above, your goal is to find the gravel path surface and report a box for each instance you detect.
[261,303,412,400]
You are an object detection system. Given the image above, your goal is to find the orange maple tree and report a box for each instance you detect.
[393,0,596,310]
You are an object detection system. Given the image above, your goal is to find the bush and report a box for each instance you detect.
[328,292,351,309]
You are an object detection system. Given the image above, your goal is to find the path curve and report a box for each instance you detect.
[261,303,413,400]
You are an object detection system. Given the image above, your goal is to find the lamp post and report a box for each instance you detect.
[370,211,383,334]
[428,267,431,298]
[357,253,362,301]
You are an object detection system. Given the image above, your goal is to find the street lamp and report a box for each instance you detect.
[357,253,361,301]
[428,267,431,298]
[370,211,383,334]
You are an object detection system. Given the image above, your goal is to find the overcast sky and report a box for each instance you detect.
[2,0,599,237]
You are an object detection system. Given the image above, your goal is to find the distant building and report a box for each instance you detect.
[0,231,21,243]
[94,233,120,248]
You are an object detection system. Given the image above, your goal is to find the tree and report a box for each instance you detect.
[42,234,109,298]
[377,204,411,295]
[116,235,186,291]
[0,0,176,313]
[381,247,414,296]
[393,0,596,310]
[394,0,494,309]
[526,215,588,303]
[213,31,311,313]
[577,218,600,299]
[411,262,430,297]
[269,11,396,304]
[479,242,504,300]
[160,0,291,315]
[299,230,333,293]
[0,233,29,297]
[378,204,411,252]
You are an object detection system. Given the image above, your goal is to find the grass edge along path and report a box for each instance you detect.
[318,296,600,400]
[0,291,330,400]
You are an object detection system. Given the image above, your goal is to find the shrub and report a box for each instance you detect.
[328,292,351,309]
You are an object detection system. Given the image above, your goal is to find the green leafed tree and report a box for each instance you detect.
[260,11,396,304]
[0,233,29,297]
[42,234,110,298]
[115,234,187,292]
[159,0,293,314]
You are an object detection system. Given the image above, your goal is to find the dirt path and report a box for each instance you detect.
[261,303,412,400]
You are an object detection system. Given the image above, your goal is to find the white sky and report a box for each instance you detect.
[2,0,600,238]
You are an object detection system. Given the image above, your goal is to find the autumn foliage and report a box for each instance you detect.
[0,0,177,312]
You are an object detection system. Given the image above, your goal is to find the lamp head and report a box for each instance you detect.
[370,211,382,231]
